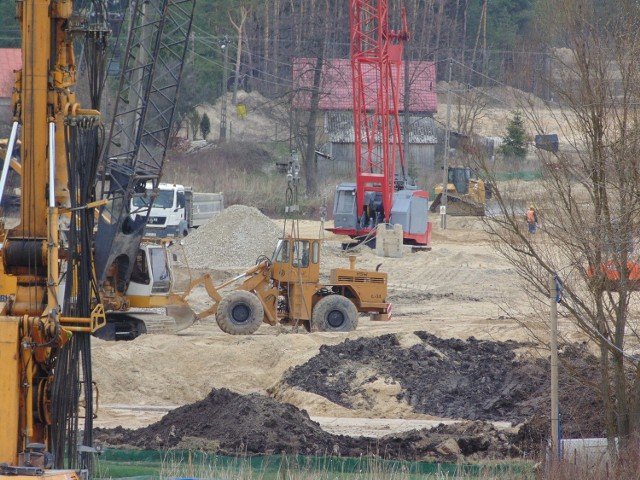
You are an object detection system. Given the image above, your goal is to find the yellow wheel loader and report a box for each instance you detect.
[208,236,390,334]
[430,166,489,216]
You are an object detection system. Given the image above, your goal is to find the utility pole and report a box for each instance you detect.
[190,31,195,68]
[403,42,410,179]
[219,35,229,143]
[550,274,560,461]
[441,58,453,229]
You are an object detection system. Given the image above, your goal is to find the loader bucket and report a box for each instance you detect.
[166,304,198,331]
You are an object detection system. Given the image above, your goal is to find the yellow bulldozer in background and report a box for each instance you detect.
[429,166,490,216]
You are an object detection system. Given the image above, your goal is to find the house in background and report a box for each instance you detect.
[293,57,438,180]
[0,49,21,137]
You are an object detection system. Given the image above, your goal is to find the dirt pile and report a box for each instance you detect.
[280,334,603,438]
[93,334,603,460]
[94,388,339,455]
[172,205,282,269]
[281,333,535,423]
[514,342,606,450]
[93,388,519,461]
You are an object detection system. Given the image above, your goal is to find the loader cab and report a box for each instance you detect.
[445,166,488,205]
[271,238,320,284]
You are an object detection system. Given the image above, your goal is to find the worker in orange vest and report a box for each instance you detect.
[526,205,538,234]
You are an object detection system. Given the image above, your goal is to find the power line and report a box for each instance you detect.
[191,50,293,89]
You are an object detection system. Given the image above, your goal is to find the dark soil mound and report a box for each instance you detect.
[94,388,518,460]
[283,333,604,440]
[94,388,339,455]
[514,342,605,451]
[284,333,535,423]
[380,421,518,460]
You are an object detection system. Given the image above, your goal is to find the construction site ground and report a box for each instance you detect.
[92,216,599,460]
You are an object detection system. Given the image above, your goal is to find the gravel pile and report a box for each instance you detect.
[173,205,283,269]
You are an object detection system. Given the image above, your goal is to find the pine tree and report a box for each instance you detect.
[499,111,528,159]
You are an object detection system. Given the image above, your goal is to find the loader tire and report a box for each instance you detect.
[216,290,264,335]
[311,295,358,332]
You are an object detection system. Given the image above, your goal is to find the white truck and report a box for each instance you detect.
[132,183,224,238]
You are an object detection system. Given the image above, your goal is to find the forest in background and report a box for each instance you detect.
[180,0,542,113]
[0,0,542,109]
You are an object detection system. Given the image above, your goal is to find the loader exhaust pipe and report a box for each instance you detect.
[349,255,356,270]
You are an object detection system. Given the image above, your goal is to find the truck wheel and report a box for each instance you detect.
[216,290,264,335]
[311,295,358,332]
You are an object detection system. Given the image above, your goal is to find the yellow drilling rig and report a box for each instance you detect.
[0,0,195,475]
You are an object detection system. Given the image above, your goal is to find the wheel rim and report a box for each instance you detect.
[231,303,251,324]
[327,309,345,328]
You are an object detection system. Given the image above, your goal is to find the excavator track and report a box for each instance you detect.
[95,308,196,341]
[430,193,485,217]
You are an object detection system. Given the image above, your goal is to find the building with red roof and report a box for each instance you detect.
[293,57,437,114]
[0,49,21,136]
[293,57,439,176]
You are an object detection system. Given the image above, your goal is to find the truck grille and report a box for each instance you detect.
[147,216,167,225]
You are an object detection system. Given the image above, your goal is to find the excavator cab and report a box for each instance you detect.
[96,243,197,340]
[126,244,171,296]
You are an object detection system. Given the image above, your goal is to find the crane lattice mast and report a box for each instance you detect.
[350,0,408,223]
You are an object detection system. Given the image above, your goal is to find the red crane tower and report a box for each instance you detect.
[332,0,431,246]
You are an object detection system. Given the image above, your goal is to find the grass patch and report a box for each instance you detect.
[95,449,534,479]
[164,142,347,218]
[492,170,542,182]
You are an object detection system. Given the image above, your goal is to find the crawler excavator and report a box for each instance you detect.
[91,0,197,340]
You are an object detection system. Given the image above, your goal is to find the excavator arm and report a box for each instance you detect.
[94,0,196,312]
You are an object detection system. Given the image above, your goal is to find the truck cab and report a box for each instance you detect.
[131,183,224,238]
[132,183,189,238]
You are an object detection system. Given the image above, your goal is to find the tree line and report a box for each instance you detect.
[0,0,537,100]
[187,0,538,101]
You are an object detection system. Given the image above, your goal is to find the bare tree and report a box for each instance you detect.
[480,0,640,453]
[453,83,488,138]
[288,0,334,197]
[228,4,251,104]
